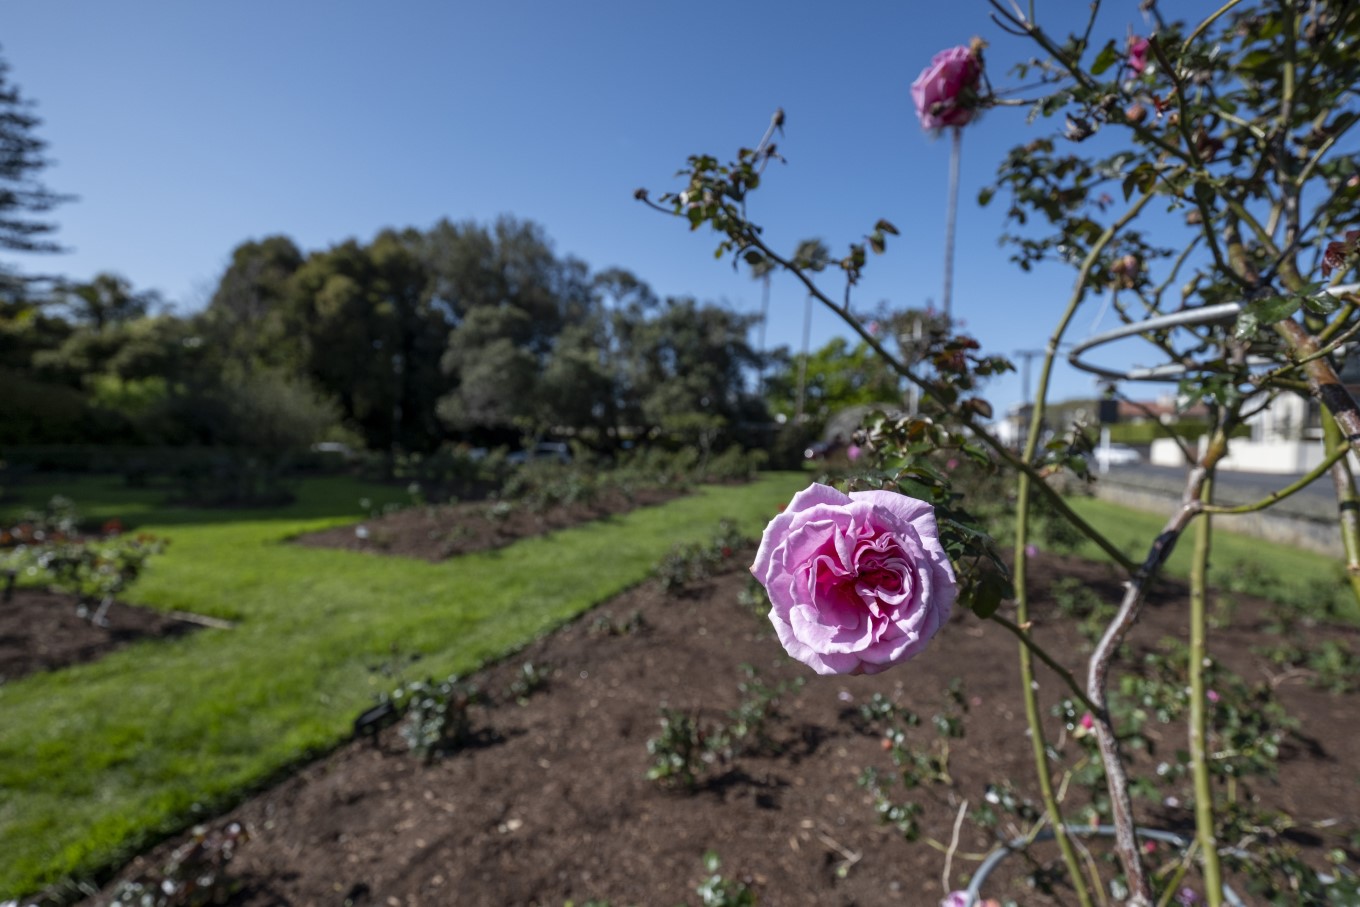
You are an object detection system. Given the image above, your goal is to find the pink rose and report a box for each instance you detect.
[1128,37,1151,76]
[940,893,971,907]
[751,483,956,675]
[911,46,983,130]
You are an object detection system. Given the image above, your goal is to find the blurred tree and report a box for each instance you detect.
[763,337,904,431]
[621,297,764,443]
[59,272,161,331]
[204,235,305,368]
[0,46,71,264]
[286,232,449,452]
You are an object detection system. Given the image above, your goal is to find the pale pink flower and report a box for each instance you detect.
[911,46,984,130]
[751,483,956,675]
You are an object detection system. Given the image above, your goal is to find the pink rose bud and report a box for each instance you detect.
[1025,544,1039,559]
[911,46,984,131]
[1206,689,1220,703]
[1080,712,1094,730]
[1128,37,1151,76]
[751,483,957,675]
[940,892,971,907]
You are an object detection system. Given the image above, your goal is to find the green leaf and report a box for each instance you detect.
[977,187,996,207]
[1090,40,1119,76]
[1302,293,1340,315]
[966,570,1013,619]
[1243,293,1302,325]
[1232,310,1261,341]
[875,219,899,236]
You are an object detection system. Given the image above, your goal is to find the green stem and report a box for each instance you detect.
[989,613,1097,713]
[1014,474,1095,907]
[1181,0,1246,51]
[1189,472,1223,906]
[1201,441,1350,514]
[1005,172,1167,907]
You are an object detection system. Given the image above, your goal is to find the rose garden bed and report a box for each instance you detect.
[65,549,1360,907]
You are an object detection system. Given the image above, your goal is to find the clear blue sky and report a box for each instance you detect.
[4,1,1218,412]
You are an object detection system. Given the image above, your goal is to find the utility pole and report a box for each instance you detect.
[1013,349,1045,404]
[795,292,812,423]
[1012,349,1045,450]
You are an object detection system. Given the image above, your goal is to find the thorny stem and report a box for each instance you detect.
[1005,173,1164,907]
[1086,437,1223,907]
[1189,471,1224,906]
[989,613,1097,713]
[1016,175,1169,904]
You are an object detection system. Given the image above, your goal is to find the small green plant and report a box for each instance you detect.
[1,514,167,625]
[645,708,712,790]
[856,767,925,841]
[507,660,552,704]
[105,822,247,907]
[588,609,646,637]
[387,675,482,761]
[654,519,751,593]
[694,851,757,907]
[710,664,803,759]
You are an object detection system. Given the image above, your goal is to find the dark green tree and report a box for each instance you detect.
[59,272,160,332]
[204,235,305,368]
[0,46,71,294]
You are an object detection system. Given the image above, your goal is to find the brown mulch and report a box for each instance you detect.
[0,588,201,683]
[291,487,686,562]
[67,551,1360,907]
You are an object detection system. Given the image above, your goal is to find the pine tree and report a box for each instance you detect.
[0,45,70,294]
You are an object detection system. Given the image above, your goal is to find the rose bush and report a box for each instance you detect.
[910,45,983,130]
[751,483,956,675]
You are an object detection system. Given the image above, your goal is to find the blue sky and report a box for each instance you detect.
[4,1,1219,412]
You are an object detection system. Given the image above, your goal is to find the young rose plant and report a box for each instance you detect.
[645,2,1360,904]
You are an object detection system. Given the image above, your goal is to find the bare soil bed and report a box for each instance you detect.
[0,588,199,684]
[291,487,685,561]
[64,550,1360,907]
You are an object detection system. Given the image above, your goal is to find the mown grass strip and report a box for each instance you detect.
[1064,496,1359,622]
[0,472,806,897]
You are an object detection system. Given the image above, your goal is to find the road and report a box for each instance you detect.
[1095,460,1339,521]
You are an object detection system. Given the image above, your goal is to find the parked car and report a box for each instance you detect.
[506,442,572,466]
[1091,443,1141,467]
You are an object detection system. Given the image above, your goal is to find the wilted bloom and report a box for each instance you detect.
[911,46,984,130]
[751,483,956,675]
[1128,36,1151,75]
[1175,886,1200,906]
[1322,230,1360,277]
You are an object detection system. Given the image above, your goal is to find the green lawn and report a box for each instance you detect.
[0,471,808,898]
[1065,496,1359,622]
